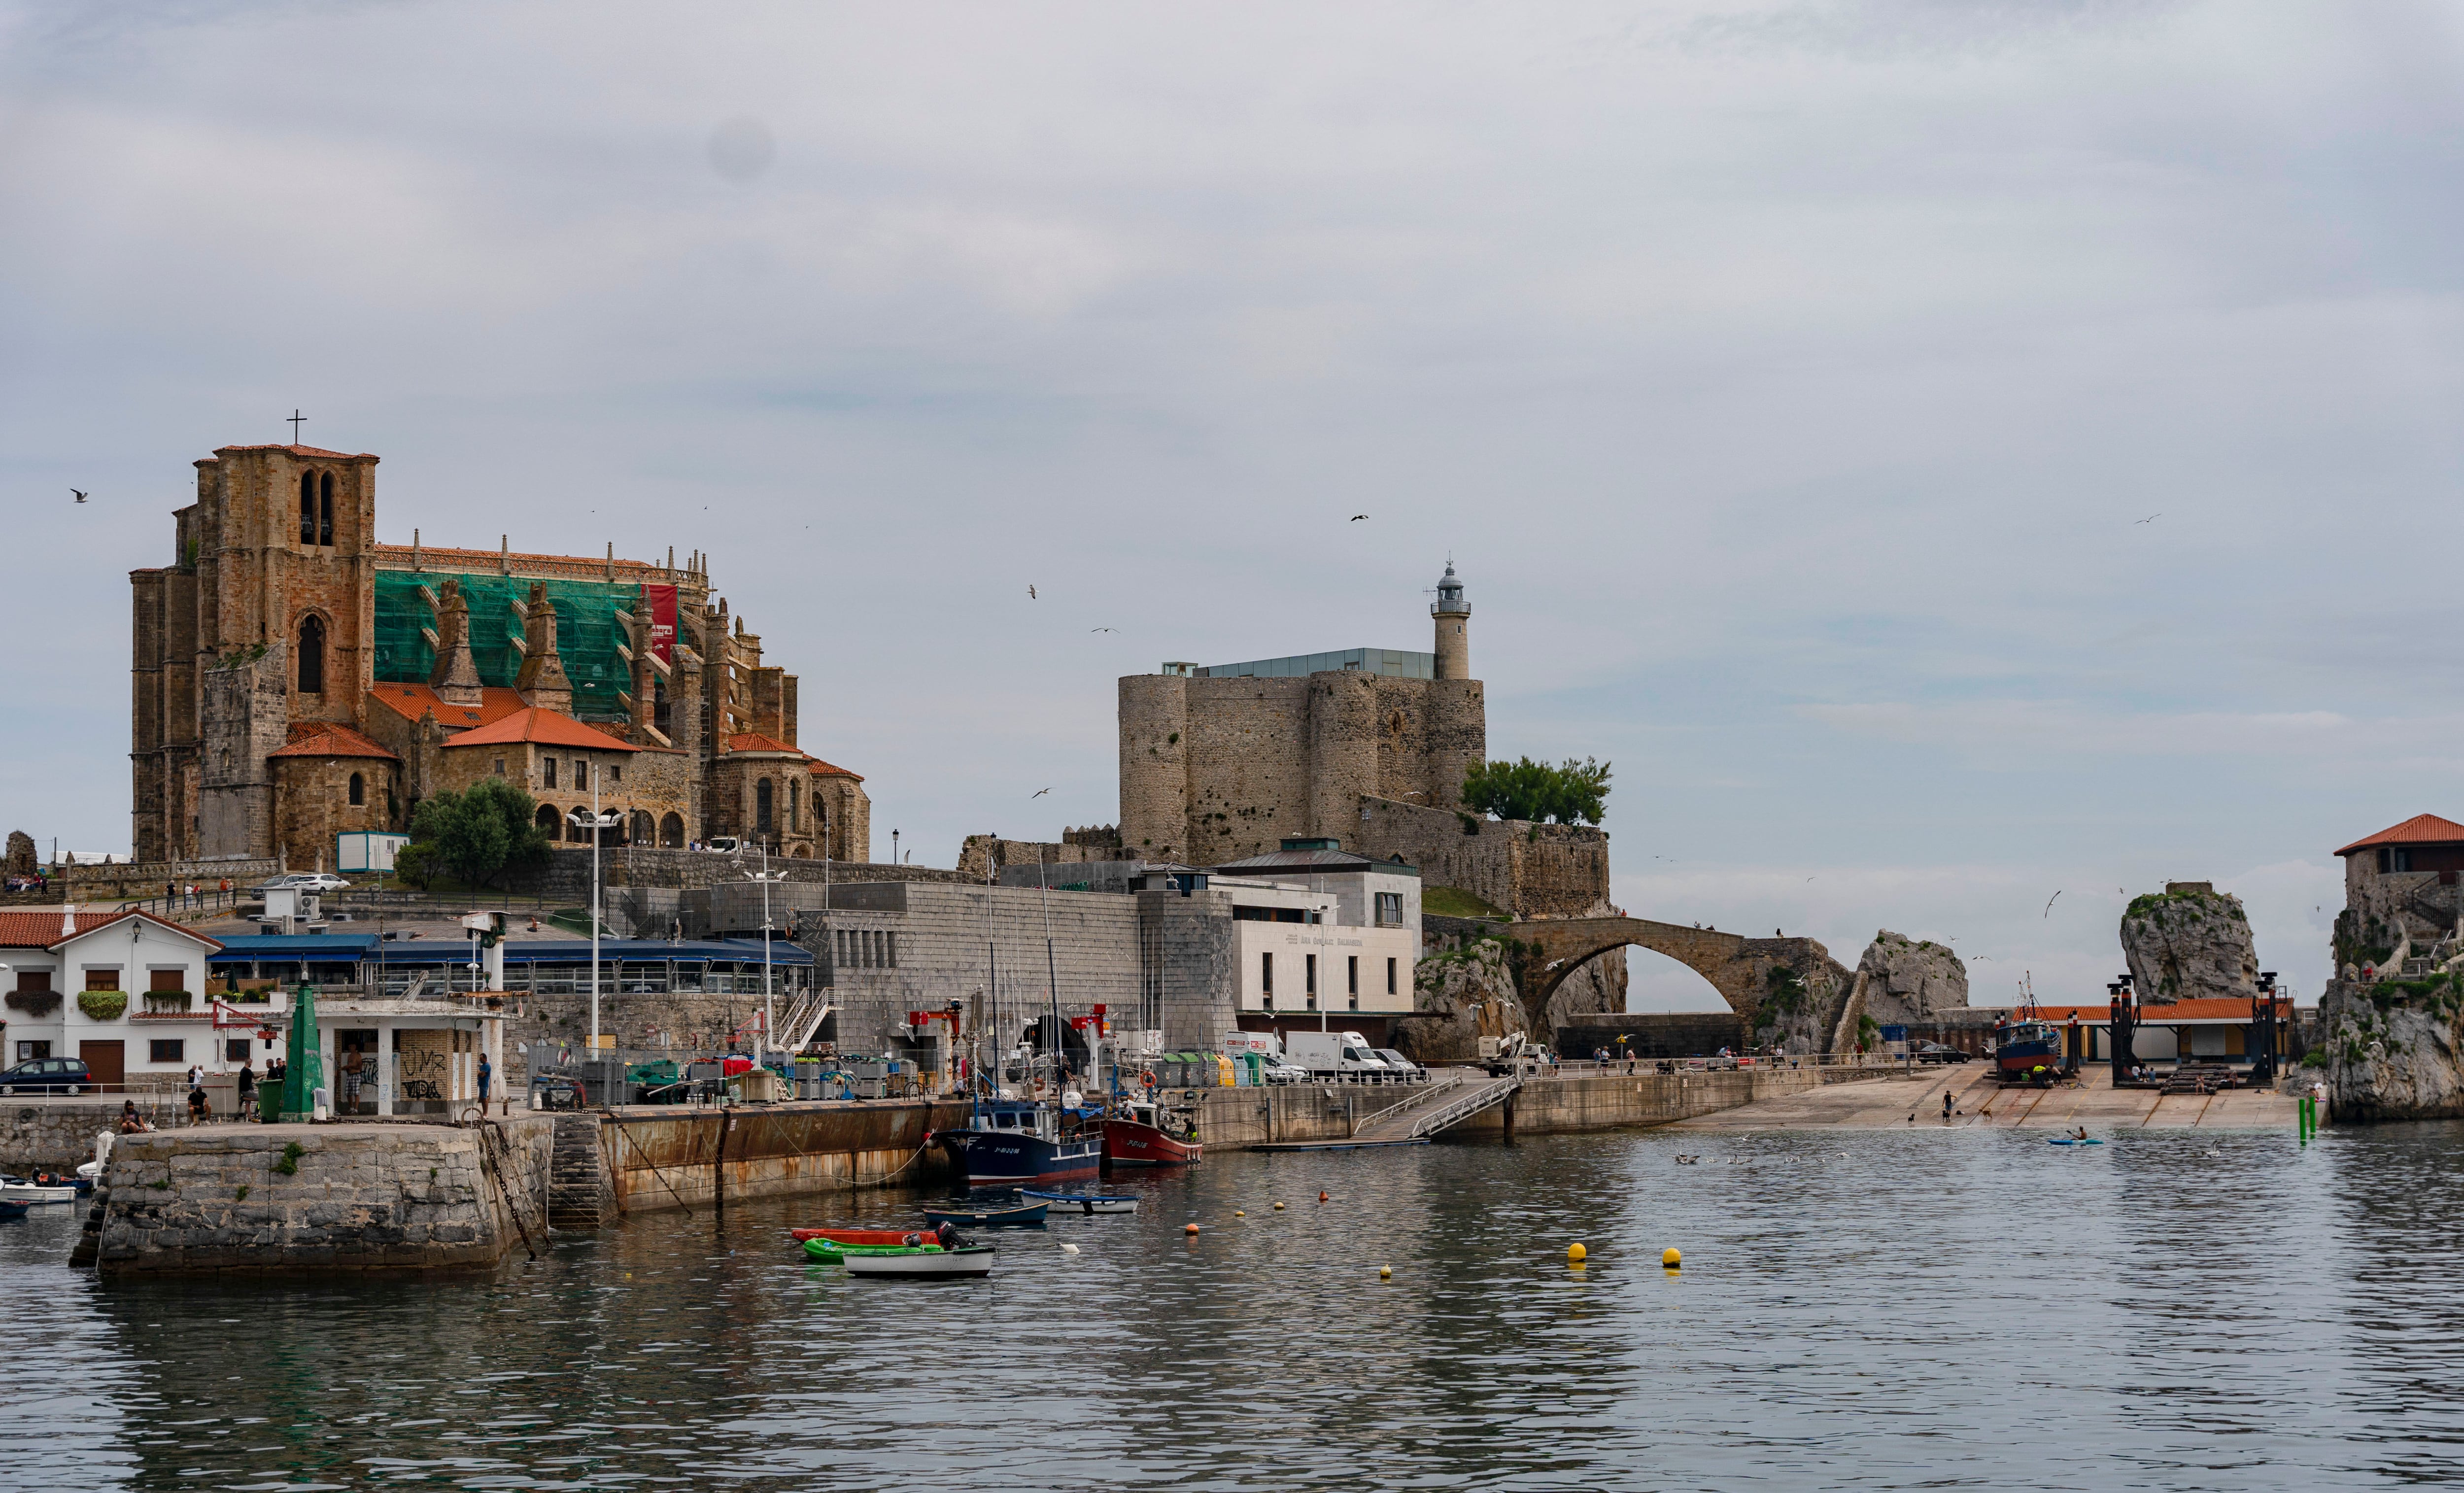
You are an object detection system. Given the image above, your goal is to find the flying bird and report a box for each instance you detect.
[71,489,87,503]
[1031,787,1052,798]
[1090,627,1116,633]
[1027,585,1037,600]
[2135,513,2161,525]
[1350,514,1368,522]
[2043,891,2062,918]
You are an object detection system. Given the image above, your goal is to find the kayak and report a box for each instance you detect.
[803,1237,944,1262]
[1020,1188,1139,1215]
[2047,1137,2105,1146]
[844,1245,996,1279]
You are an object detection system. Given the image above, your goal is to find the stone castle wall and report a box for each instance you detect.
[1119,672,1485,865]
[1353,796,1610,918]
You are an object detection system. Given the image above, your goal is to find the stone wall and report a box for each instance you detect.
[1182,1065,1831,1148]
[90,1116,555,1274]
[516,846,973,903]
[602,1098,968,1212]
[2,1098,187,1173]
[1353,796,1608,918]
[57,857,280,901]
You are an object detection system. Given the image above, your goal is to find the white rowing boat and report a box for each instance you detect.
[1019,1188,1139,1215]
[842,1245,996,1279]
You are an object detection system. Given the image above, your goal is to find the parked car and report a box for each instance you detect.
[1371,1048,1426,1082]
[0,1058,92,1095]
[250,872,349,895]
[1259,1057,1310,1085]
[1915,1042,1972,1065]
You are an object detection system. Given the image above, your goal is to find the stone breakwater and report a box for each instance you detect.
[84,1118,556,1275]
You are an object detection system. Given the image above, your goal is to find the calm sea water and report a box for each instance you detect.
[3,1120,2459,1492]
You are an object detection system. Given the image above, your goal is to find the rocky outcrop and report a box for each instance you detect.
[2121,882,2257,1004]
[4,830,33,878]
[1398,935,1520,1062]
[1750,947,1853,1055]
[2322,974,2464,1121]
[1856,931,1968,1024]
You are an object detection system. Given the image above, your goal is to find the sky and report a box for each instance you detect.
[4,1,2460,1011]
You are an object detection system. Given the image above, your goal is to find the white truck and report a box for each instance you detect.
[1282,1030,1393,1082]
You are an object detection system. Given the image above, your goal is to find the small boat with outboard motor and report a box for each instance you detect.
[0,1174,79,1205]
[844,1244,996,1279]
[1020,1188,1139,1215]
[922,1200,1048,1227]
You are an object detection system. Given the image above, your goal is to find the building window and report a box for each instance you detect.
[788,780,799,829]
[1261,951,1273,1000]
[1306,953,1317,998]
[630,810,653,845]
[493,757,506,778]
[299,472,316,544]
[660,812,684,848]
[16,1042,51,1062]
[347,772,365,807]
[1348,955,1359,995]
[318,472,335,546]
[226,1039,250,1063]
[149,1039,184,1064]
[1376,891,1402,926]
[86,968,120,991]
[536,804,560,837]
[610,764,622,785]
[297,615,325,694]
[755,778,774,835]
[653,677,671,735]
[886,932,897,968]
[1387,957,1398,996]
[543,757,557,789]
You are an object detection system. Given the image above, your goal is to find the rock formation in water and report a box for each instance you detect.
[1855,931,1969,1024]
[2120,882,2258,1004]
[2322,972,2464,1120]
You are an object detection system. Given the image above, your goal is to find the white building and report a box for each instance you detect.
[1208,842,1420,1043]
[0,909,271,1091]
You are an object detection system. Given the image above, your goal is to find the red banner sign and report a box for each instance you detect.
[643,583,678,664]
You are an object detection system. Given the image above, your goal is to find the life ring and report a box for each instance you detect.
[1139,1070,1157,1088]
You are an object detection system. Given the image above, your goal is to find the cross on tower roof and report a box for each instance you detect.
[287,409,306,444]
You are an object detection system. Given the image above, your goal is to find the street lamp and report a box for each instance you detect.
[567,768,623,1054]
[744,843,788,1064]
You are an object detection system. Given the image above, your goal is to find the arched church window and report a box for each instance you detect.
[788,780,799,829]
[755,778,775,835]
[318,472,335,546]
[535,804,560,836]
[653,678,671,735]
[299,473,316,544]
[630,811,654,846]
[347,772,365,807]
[660,812,684,848]
[297,615,325,694]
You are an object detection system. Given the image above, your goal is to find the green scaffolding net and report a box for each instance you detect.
[372,571,642,721]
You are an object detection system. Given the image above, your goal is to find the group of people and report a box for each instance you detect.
[163,879,233,913]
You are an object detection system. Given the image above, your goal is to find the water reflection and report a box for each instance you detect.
[2,1122,2458,1491]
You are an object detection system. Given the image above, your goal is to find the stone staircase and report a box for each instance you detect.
[2162,1063,2235,1096]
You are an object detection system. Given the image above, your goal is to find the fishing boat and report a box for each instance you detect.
[923,1201,1048,1227]
[939,1098,1101,1186]
[1102,1100,1202,1167]
[1020,1188,1139,1215]
[0,1176,78,1205]
[844,1245,996,1279]
[1993,975,2067,1083]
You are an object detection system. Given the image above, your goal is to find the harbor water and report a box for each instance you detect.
[5,1120,2461,1491]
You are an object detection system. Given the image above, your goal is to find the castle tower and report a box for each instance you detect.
[1431,561,1470,680]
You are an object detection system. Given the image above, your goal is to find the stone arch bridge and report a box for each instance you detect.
[1505,916,1856,1044]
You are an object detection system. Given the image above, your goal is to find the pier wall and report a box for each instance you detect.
[1192,1066,1836,1148]
[4,1098,188,1173]
[597,1097,971,1215]
[90,1117,555,1275]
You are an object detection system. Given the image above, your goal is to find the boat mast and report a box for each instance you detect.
[1038,857,1062,1093]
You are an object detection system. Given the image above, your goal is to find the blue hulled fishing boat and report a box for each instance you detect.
[938,1098,1101,1187]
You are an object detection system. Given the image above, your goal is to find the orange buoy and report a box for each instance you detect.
[1318,1190,1329,1203]
[1184,1222,1200,1235]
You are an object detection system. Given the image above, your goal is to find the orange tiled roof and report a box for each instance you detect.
[2335,814,2464,857]
[443,707,640,752]
[2027,999,2291,1021]
[369,542,679,581]
[366,685,530,731]
[724,732,806,757]
[807,758,862,781]
[267,721,399,761]
[0,909,223,952]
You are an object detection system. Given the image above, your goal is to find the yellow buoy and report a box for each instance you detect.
[1235,1210,1245,1217]
[1184,1222,1200,1235]
[1379,1264,1393,1279]
[1272,1202,1285,1211]
[1662,1247,1681,1268]
[1567,1242,1587,1263]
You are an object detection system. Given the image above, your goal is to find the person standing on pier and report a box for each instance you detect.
[477,1052,493,1112]
[1942,1090,1954,1122]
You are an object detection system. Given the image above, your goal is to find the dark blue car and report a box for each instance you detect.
[0,1058,92,1095]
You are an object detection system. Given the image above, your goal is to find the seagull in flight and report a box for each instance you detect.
[71,489,87,503]
[2044,891,2062,918]
[1090,627,1116,633]
[1032,787,1052,798]
[1350,514,1368,522]
[2135,513,2161,525]
[1027,585,1037,600]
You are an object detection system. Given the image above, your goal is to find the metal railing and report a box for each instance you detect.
[1400,1074,1522,1139]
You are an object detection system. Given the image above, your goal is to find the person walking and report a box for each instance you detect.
[187,1061,205,1091]
[1942,1089,1954,1122]
[342,1046,365,1113]
[477,1052,493,1110]
[237,1060,258,1120]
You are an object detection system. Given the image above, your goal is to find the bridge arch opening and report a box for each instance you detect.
[1621,944,1735,1014]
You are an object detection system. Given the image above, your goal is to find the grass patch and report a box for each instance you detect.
[1423,885,1509,920]
[274,1142,305,1177]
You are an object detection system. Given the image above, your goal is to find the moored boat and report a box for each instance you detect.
[843,1245,996,1279]
[793,1227,937,1247]
[1019,1188,1139,1215]
[1102,1101,1202,1167]
[939,1099,1101,1186]
[0,1199,30,1222]
[804,1237,946,1261]
[0,1176,78,1205]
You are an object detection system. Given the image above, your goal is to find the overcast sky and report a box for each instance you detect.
[5,1,2460,1009]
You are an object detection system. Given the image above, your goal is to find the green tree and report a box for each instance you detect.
[1459,756,1611,825]
[405,778,553,888]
